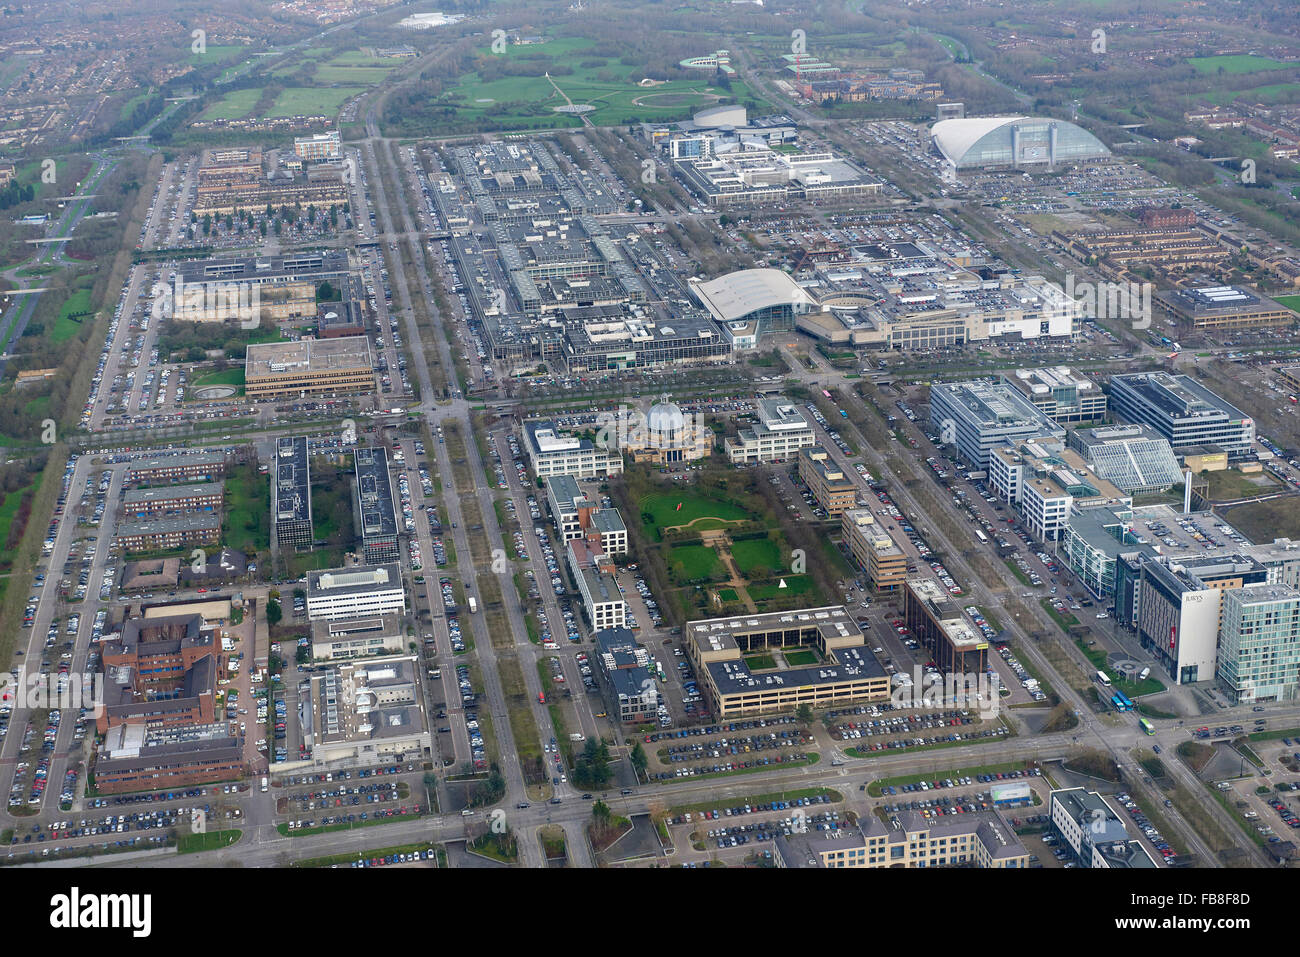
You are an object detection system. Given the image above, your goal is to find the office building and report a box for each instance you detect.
[310,615,406,661]
[567,539,626,632]
[1001,367,1106,424]
[306,563,406,622]
[929,380,1065,469]
[1068,424,1183,494]
[683,606,889,717]
[1108,372,1255,454]
[355,447,399,564]
[1157,285,1292,331]
[1050,788,1157,869]
[608,666,659,724]
[522,420,623,480]
[1217,584,1300,704]
[989,436,1130,542]
[725,397,816,464]
[301,656,431,764]
[777,808,1028,868]
[904,578,989,676]
[273,436,313,552]
[244,337,374,401]
[1137,555,1267,684]
[841,508,908,590]
[94,725,243,794]
[798,446,858,515]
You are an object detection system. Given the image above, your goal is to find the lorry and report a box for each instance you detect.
[467,596,477,614]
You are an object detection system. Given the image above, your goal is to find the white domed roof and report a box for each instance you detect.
[648,397,684,434]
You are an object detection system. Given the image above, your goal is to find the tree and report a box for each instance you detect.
[630,741,647,778]
[591,799,611,823]
[797,704,814,725]
[266,599,282,626]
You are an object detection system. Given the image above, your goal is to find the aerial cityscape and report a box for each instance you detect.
[0,0,1296,906]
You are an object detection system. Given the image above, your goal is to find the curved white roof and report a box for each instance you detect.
[691,269,817,324]
[930,116,1027,165]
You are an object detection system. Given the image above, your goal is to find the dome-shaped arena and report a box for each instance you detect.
[930,116,1110,170]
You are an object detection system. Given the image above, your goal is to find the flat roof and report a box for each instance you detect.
[273,436,311,525]
[308,563,403,598]
[355,447,398,540]
[115,513,221,536]
[246,336,372,379]
[123,481,223,506]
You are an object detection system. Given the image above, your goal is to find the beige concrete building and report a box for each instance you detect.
[798,445,858,515]
[777,808,1029,868]
[684,606,889,717]
[841,508,908,590]
[245,337,374,400]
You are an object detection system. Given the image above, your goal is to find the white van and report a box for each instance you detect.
[260,776,268,793]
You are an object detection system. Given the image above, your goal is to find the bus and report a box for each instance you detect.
[1114,690,1133,712]
[1138,717,1156,735]
[1111,694,1129,712]
[974,529,988,544]
[1096,670,1112,687]
[822,390,832,399]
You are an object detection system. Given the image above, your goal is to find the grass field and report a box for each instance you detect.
[192,368,245,388]
[53,288,94,343]
[639,491,749,533]
[1203,468,1280,501]
[1188,54,1294,75]
[0,477,38,561]
[748,575,814,601]
[667,544,722,581]
[434,36,761,131]
[201,88,262,121]
[223,464,269,554]
[266,87,366,118]
[1221,496,1300,542]
[189,44,248,66]
[730,537,782,576]
[784,649,819,666]
[1277,295,1300,313]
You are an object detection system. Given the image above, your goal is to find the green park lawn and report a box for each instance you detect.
[667,544,722,582]
[639,491,750,532]
[730,537,783,576]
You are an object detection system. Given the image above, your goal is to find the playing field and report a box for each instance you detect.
[201,89,262,121]
[1188,54,1294,74]
[266,87,366,118]
[667,544,723,582]
[1276,295,1300,313]
[640,491,750,532]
